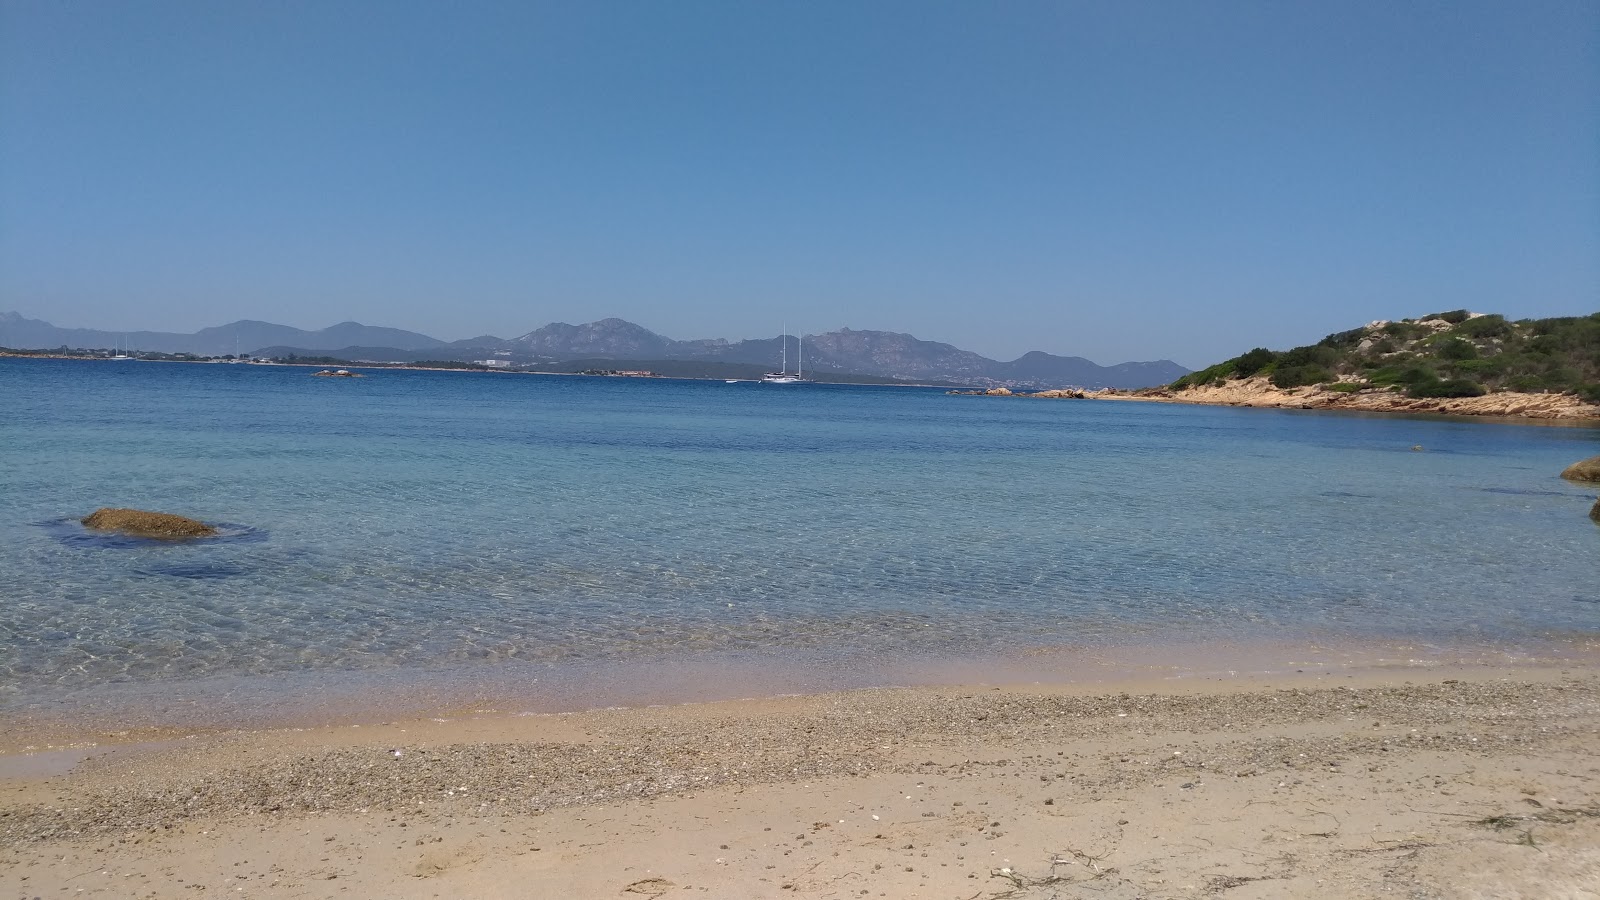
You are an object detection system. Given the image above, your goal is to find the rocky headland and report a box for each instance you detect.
[948,378,1600,419]
[1114,310,1600,421]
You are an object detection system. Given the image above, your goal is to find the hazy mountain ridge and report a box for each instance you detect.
[0,312,443,355]
[502,320,1186,387]
[1,311,1188,388]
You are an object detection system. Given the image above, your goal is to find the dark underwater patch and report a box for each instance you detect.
[133,562,251,580]
[1477,488,1580,497]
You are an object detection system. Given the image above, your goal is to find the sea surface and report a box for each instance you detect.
[2,357,1598,725]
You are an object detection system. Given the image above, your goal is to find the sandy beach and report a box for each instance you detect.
[4,653,1599,899]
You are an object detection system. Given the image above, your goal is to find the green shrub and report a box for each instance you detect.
[1407,378,1486,399]
[1271,365,1334,389]
[1454,314,1512,339]
[1449,358,1502,376]
[1382,321,1427,341]
[1423,309,1473,325]
[1436,337,1479,360]
[1321,381,1366,393]
[1171,361,1236,390]
[1232,347,1278,378]
[1367,366,1405,385]
[1276,344,1338,370]
[1318,329,1366,349]
[1397,364,1438,386]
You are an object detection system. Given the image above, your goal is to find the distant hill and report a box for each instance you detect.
[0,312,443,356]
[1173,310,1600,401]
[501,320,1188,389]
[1,311,1187,389]
[512,318,675,358]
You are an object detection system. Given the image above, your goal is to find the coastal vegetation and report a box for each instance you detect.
[1172,311,1600,402]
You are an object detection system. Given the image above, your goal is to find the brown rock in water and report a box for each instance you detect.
[81,508,218,539]
[1591,498,1600,524]
[1560,456,1600,483]
[983,387,1013,396]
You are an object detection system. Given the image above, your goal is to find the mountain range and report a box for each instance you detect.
[0,311,1188,389]
[0,312,445,356]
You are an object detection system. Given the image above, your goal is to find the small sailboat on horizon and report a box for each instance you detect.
[761,324,811,384]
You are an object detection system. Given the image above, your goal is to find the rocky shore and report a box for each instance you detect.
[4,663,1598,898]
[1100,377,1600,420]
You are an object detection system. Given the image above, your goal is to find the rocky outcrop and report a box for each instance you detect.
[947,387,1089,399]
[81,508,218,539]
[1561,456,1600,484]
[1104,377,1600,420]
[1591,498,1600,523]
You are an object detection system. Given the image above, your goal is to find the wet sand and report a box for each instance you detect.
[3,653,1599,899]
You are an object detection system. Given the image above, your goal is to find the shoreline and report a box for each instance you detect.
[3,659,1598,898]
[8,633,1598,756]
[0,352,964,389]
[1091,377,1600,422]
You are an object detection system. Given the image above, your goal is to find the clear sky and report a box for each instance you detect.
[2,1,1595,367]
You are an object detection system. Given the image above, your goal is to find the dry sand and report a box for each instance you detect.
[4,659,1599,899]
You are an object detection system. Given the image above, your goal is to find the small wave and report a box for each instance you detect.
[1477,488,1580,498]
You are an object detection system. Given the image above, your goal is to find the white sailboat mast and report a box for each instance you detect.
[781,322,788,375]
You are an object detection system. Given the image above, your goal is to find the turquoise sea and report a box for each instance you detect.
[2,357,1597,725]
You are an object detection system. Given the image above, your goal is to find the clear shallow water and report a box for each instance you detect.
[2,357,1597,717]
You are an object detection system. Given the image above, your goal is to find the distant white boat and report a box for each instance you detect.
[725,379,740,384]
[761,325,811,384]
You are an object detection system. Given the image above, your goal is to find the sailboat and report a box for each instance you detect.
[111,335,131,360]
[761,325,811,384]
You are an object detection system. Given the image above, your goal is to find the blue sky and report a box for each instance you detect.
[2,1,1595,367]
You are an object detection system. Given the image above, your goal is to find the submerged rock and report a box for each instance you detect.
[1591,498,1600,524]
[81,508,218,540]
[1561,456,1600,483]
